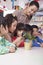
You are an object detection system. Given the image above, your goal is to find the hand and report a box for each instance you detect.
[40,43,43,47]
[6,46,15,53]
[13,36,23,44]
[0,25,8,36]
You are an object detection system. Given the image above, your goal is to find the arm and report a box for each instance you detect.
[13,36,24,47]
[4,33,12,42]
[36,37,43,47]
[36,36,43,43]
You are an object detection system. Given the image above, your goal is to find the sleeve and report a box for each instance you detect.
[32,40,40,47]
[5,39,16,47]
[5,40,17,50]
[36,37,43,43]
[0,45,9,55]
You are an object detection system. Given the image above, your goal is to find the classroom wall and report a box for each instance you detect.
[0,0,12,10]
[0,0,33,9]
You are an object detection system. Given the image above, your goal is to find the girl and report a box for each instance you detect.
[12,23,25,47]
[3,14,18,42]
[12,23,32,47]
[5,14,24,47]
[0,16,16,55]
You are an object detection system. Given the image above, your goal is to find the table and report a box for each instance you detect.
[0,47,43,65]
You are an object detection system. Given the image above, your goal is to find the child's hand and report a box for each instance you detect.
[40,43,43,47]
[0,25,12,42]
[0,25,8,36]
[6,46,16,53]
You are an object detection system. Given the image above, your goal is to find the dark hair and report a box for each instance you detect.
[32,25,38,29]
[24,24,32,32]
[31,25,39,34]
[5,14,18,28]
[30,1,39,9]
[16,23,25,30]
[14,23,25,36]
[0,16,7,28]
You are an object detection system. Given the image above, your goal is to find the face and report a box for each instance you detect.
[26,5,38,16]
[17,30,24,37]
[9,20,17,33]
[32,28,39,37]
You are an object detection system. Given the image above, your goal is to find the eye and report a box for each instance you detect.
[13,25,15,26]
[31,9,34,11]
[31,9,35,13]
[13,24,16,27]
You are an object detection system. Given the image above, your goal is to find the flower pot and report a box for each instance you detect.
[24,39,32,50]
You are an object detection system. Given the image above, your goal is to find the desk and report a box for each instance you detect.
[0,47,43,65]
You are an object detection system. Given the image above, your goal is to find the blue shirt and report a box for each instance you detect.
[32,36,43,47]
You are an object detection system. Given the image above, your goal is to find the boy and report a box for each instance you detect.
[31,25,43,47]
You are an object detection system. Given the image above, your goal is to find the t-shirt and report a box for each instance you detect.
[0,36,15,55]
[13,10,31,24]
[32,36,43,47]
[12,36,24,47]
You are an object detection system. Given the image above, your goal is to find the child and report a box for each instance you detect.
[4,14,18,42]
[31,25,43,47]
[12,23,25,47]
[12,23,32,47]
[0,16,16,55]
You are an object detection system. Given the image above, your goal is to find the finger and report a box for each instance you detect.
[6,25,8,30]
[0,25,5,30]
[1,25,5,32]
[0,24,3,28]
[0,25,3,32]
[6,25,8,32]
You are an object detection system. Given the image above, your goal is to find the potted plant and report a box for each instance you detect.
[22,32,35,50]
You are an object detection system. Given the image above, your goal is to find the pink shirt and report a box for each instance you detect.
[13,10,31,24]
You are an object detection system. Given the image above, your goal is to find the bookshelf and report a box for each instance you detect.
[29,11,43,26]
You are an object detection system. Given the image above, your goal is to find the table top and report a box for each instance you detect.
[0,47,43,65]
